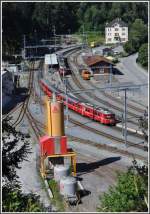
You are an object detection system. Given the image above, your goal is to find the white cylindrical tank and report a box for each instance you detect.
[60,176,77,196]
[54,165,70,182]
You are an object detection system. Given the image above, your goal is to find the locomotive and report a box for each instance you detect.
[40,79,117,125]
[81,69,91,80]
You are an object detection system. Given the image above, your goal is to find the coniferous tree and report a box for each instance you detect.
[2,117,51,212]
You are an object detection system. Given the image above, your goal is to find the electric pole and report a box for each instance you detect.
[23,35,26,60]
[53,25,56,52]
[64,77,69,128]
[109,64,113,85]
[71,83,148,147]
[124,89,127,147]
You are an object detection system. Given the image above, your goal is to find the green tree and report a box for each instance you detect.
[137,43,148,68]
[97,160,148,212]
[130,19,147,44]
[138,107,148,145]
[123,40,136,55]
[124,19,148,54]
[2,118,50,212]
[2,2,148,55]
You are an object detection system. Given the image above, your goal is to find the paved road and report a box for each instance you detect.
[93,45,148,106]
[117,53,148,84]
[115,53,148,105]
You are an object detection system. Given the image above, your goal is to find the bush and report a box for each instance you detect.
[123,40,136,55]
[137,43,148,68]
[123,19,148,55]
[97,160,148,212]
[112,57,119,63]
[48,179,65,211]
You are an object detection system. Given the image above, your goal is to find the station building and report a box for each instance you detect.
[83,55,114,76]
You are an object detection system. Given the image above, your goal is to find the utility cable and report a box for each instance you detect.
[11,61,34,126]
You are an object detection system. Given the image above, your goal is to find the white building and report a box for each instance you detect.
[105,18,128,44]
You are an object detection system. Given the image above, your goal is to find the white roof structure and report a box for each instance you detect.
[45,54,58,65]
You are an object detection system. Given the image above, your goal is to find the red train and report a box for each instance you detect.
[40,79,117,125]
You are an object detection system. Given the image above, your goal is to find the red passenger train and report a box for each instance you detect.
[40,79,117,125]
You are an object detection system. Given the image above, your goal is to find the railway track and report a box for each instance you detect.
[34,80,147,160]
[56,74,143,137]
[3,62,35,121]
[25,105,146,161]
[26,107,45,139]
[3,102,23,120]
[28,49,147,161]
[75,51,146,114]
[90,81,146,114]
[55,48,147,141]
[65,53,142,126]
[68,118,145,151]
[9,62,35,127]
[67,135,146,161]
[32,82,145,150]
[26,94,146,162]
[59,48,147,131]
[42,67,145,139]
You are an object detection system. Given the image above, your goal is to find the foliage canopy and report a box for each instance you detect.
[2,118,50,212]
[2,2,148,54]
[97,160,148,212]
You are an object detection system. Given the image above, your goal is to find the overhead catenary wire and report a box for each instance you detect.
[11,61,35,127]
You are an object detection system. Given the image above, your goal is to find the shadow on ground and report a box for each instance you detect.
[2,87,29,115]
[77,156,121,175]
[113,67,123,75]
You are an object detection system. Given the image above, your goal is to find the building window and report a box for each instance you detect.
[108,38,111,41]
[115,28,119,31]
[122,28,126,31]
[122,33,125,36]
[115,33,119,36]
[114,37,120,41]
[99,68,104,74]
[121,38,126,41]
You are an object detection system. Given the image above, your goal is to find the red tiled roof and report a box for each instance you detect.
[83,55,113,67]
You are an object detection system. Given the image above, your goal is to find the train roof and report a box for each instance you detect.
[41,79,114,115]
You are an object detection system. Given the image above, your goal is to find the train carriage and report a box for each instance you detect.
[39,79,116,125]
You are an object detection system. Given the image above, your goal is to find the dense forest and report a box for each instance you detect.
[2,2,148,55]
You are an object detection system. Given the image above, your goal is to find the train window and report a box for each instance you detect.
[96,111,100,116]
[86,108,91,112]
[106,115,111,119]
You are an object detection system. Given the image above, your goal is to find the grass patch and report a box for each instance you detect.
[73,31,105,45]
[86,31,105,45]
[48,179,65,212]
